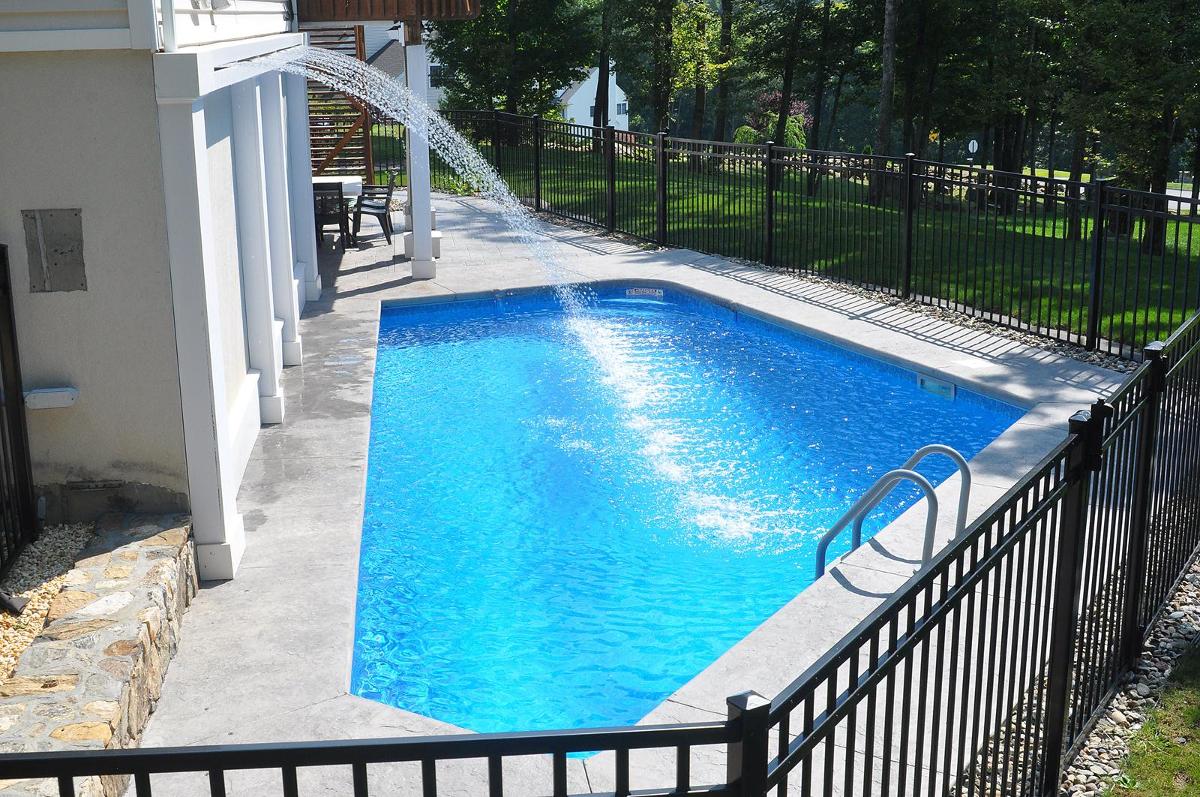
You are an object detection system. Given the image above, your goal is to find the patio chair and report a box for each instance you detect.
[314,182,353,249]
[353,171,400,245]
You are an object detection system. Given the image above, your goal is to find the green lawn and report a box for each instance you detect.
[1109,647,1200,795]
[426,141,1200,351]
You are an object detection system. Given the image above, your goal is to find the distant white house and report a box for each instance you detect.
[559,68,629,130]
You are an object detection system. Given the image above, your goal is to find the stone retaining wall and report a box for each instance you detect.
[0,514,196,797]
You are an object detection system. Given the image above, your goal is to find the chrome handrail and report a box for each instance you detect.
[814,444,971,577]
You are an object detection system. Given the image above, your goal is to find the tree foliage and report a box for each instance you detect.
[428,0,596,115]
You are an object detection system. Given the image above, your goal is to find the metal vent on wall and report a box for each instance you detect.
[21,209,86,293]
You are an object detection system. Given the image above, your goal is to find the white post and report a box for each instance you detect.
[157,98,245,579]
[231,80,285,425]
[404,30,436,279]
[283,72,322,304]
[259,72,304,365]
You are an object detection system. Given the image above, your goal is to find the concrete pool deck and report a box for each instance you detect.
[134,196,1126,794]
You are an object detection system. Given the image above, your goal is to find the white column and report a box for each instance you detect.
[283,72,322,304]
[404,35,436,279]
[231,80,285,425]
[157,98,245,580]
[260,72,304,366]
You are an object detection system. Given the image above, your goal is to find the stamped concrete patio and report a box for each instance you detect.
[134,196,1125,795]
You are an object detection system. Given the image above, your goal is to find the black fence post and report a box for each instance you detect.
[0,246,35,547]
[725,691,770,797]
[655,131,668,245]
[533,115,543,212]
[763,141,776,268]
[1085,178,1113,351]
[901,153,917,300]
[1120,340,1167,667]
[1040,400,1111,797]
[605,125,617,233]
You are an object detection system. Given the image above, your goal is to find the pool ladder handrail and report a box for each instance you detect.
[814,444,972,578]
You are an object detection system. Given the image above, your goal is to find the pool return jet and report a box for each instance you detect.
[815,444,971,577]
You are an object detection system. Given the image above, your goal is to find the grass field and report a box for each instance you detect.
[1109,647,1200,795]
[428,141,1200,352]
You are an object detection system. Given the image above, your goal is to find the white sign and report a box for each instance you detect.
[968,139,979,154]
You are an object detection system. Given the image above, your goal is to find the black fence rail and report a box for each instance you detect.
[431,111,1200,361]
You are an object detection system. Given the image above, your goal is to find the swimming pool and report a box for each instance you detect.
[352,284,1022,733]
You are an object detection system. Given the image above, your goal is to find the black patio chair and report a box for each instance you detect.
[314,182,353,249]
[353,171,400,244]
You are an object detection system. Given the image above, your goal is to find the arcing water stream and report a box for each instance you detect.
[256,46,767,539]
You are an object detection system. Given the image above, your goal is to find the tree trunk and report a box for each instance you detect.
[1043,105,1058,210]
[713,0,734,141]
[899,0,927,156]
[1067,128,1085,240]
[592,0,611,130]
[1141,106,1176,254]
[873,0,897,156]
[772,10,803,147]
[823,69,844,150]
[690,18,707,141]
[870,0,898,203]
[651,0,674,132]
[805,0,833,194]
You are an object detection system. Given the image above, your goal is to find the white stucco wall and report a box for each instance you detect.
[561,67,629,131]
[0,0,289,50]
[203,88,252,414]
[202,85,260,489]
[0,0,129,31]
[0,50,188,509]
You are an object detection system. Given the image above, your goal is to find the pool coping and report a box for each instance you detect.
[134,196,1127,793]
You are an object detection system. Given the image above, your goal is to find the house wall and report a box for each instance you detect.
[561,68,630,131]
[0,49,188,519]
[0,0,129,31]
[0,0,290,50]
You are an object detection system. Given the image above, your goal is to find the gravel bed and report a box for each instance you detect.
[1061,559,1200,795]
[534,212,1137,374]
[0,523,93,679]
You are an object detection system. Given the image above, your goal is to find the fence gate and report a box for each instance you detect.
[0,245,36,578]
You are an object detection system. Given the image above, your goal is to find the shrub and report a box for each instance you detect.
[733,125,761,145]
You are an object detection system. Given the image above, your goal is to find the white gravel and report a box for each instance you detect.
[0,523,93,678]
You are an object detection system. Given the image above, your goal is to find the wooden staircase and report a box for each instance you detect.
[304,26,375,183]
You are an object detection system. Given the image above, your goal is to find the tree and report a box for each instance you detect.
[872,0,898,158]
[712,0,736,141]
[592,0,614,128]
[429,0,597,116]
[671,0,721,139]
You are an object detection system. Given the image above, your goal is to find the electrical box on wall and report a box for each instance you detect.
[21,208,86,293]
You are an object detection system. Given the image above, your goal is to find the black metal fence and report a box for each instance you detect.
[0,245,36,579]
[7,132,1200,794]
[5,311,1200,795]
[432,111,1200,361]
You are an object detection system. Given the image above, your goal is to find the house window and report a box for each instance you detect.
[617,102,628,116]
[429,64,455,88]
[589,106,595,118]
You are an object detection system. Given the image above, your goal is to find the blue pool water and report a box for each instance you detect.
[353,284,1022,732]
